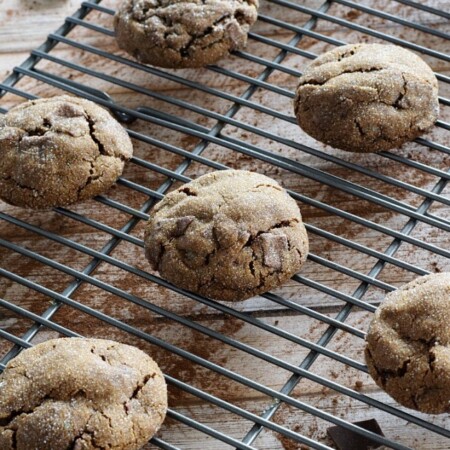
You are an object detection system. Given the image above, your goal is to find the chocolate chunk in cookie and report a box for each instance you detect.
[0,96,133,209]
[114,0,259,68]
[0,338,167,450]
[294,44,439,152]
[144,169,309,301]
[365,273,450,414]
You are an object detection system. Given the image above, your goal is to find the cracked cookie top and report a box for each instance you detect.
[0,96,133,209]
[0,338,167,450]
[294,43,439,152]
[144,169,309,301]
[114,0,259,68]
[365,273,450,414]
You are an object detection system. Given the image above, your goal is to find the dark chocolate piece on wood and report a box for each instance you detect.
[327,419,385,450]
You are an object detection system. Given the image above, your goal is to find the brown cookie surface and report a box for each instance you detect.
[114,0,258,68]
[294,43,439,152]
[144,170,309,301]
[0,338,167,450]
[0,96,133,209]
[365,273,450,414]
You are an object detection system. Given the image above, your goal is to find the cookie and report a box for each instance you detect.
[0,338,167,449]
[114,0,259,68]
[144,169,309,301]
[365,273,450,414]
[0,95,133,209]
[294,43,439,152]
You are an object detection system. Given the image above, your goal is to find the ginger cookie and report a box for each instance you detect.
[0,338,167,449]
[365,273,450,414]
[0,95,133,209]
[114,0,259,68]
[144,169,309,301]
[294,43,439,152]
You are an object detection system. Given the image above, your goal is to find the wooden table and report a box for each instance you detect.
[0,1,449,449]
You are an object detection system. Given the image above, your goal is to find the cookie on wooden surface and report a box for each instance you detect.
[0,338,167,449]
[144,169,309,301]
[365,273,450,414]
[114,0,259,68]
[0,95,133,209]
[294,43,439,152]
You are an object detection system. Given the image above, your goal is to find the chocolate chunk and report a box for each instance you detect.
[260,233,288,270]
[19,135,53,154]
[327,419,385,450]
[213,214,239,249]
[175,216,195,236]
[154,216,194,237]
[54,102,85,118]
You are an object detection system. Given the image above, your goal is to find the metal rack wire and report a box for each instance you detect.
[0,0,449,449]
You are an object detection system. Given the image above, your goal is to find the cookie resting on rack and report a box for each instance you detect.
[294,43,439,152]
[365,273,450,414]
[144,169,309,301]
[114,0,259,68]
[0,95,133,209]
[0,338,167,450]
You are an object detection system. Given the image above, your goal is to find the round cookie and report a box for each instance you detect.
[365,273,450,414]
[114,0,259,68]
[0,338,167,449]
[0,95,133,209]
[144,170,309,301]
[294,43,439,152]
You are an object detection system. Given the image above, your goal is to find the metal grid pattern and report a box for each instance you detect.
[0,0,449,448]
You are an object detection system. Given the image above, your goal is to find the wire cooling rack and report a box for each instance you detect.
[0,0,449,449]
